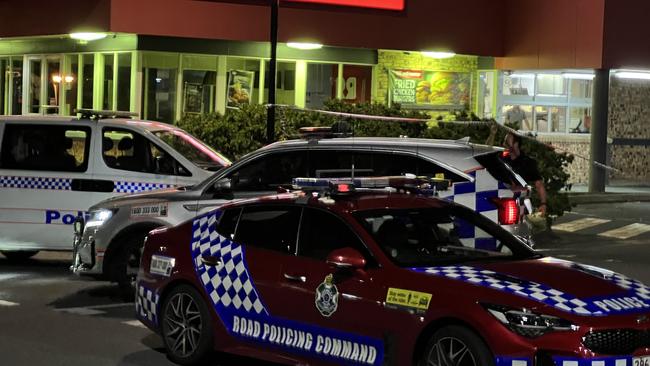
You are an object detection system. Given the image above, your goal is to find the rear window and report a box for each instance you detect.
[0,124,91,172]
[474,151,527,188]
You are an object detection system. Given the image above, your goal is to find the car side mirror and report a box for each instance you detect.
[326,247,366,271]
[212,178,233,200]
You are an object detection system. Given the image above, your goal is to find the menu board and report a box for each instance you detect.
[227,70,255,108]
[389,69,471,109]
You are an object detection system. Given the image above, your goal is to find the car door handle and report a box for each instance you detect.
[283,273,307,283]
[201,255,222,267]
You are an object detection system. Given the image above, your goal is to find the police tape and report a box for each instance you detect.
[269,104,619,173]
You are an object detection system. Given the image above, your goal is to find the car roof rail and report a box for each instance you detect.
[298,121,353,140]
[75,109,138,120]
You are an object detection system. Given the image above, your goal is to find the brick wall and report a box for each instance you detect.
[537,134,592,184]
[607,77,650,183]
[374,50,479,112]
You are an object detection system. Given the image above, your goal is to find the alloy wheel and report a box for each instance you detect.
[163,292,203,358]
[426,336,478,366]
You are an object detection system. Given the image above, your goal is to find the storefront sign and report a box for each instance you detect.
[286,0,404,11]
[389,69,471,110]
[227,70,255,108]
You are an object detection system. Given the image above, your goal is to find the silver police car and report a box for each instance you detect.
[72,133,532,288]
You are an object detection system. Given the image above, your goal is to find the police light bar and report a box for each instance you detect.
[292,176,451,195]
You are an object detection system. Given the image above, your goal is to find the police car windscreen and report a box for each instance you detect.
[153,130,231,170]
[474,151,527,188]
[354,207,536,267]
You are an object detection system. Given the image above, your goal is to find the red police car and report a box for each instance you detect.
[136,178,650,366]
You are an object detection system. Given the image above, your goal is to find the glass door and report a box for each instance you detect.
[25,55,62,115]
[45,57,61,114]
[27,57,42,114]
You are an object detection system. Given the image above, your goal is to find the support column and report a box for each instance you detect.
[589,68,610,193]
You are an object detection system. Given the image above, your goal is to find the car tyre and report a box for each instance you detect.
[111,234,146,299]
[419,325,494,366]
[161,284,214,365]
[1,250,39,262]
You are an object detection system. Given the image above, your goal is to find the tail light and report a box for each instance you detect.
[491,197,520,225]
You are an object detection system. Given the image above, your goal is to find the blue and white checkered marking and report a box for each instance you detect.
[496,356,639,366]
[136,283,160,326]
[113,181,174,194]
[0,175,72,191]
[190,210,267,315]
[413,265,650,316]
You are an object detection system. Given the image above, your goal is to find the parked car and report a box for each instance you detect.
[136,181,650,365]
[72,131,532,287]
[0,111,230,261]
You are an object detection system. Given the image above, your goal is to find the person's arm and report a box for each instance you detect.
[535,179,547,215]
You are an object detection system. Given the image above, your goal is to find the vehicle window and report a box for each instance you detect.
[102,128,190,176]
[475,151,527,187]
[234,205,301,254]
[0,124,90,172]
[153,130,230,172]
[298,208,371,262]
[355,207,536,267]
[216,208,241,240]
[228,151,308,191]
[309,150,466,182]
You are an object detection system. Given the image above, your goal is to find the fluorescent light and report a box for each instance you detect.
[421,51,456,59]
[287,42,323,50]
[615,71,650,80]
[69,32,107,41]
[509,73,535,79]
[562,72,595,80]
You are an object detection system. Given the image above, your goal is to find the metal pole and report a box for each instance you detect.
[267,0,279,143]
[589,68,610,193]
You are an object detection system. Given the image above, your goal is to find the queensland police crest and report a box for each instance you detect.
[315,274,339,317]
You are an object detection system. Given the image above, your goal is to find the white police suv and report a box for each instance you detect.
[72,128,533,288]
[0,111,230,261]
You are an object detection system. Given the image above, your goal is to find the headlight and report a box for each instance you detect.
[85,208,117,229]
[482,303,578,338]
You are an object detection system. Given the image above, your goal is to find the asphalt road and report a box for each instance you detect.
[0,201,648,366]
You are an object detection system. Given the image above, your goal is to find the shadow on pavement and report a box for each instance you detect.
[48,283,132,309]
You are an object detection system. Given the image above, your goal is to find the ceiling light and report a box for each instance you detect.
[508,73,536,79]
[69,32,108,41]
[615,71,650,80]
[287,42,323,50]
[562,72,595,80]
[421,51,456,59]
[52,75,62,83]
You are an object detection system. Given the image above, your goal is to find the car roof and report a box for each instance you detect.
[218,191,451,214]
[0,115,183,133]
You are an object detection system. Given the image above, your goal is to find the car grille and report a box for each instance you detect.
[582,329,650,355]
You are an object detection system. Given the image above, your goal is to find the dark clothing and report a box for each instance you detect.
[507,153,542,183]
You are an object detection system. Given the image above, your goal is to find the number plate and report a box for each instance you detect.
[633,356,650,366]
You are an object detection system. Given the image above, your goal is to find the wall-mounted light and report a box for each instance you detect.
[69,32,107,42]
[562,72,595,80]
[614,71,650,80]
[287,42,323,50]
[421,51,456,59]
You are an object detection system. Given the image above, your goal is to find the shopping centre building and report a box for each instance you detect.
[0,0,649,188]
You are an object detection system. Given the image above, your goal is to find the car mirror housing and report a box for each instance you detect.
[212,178,233,200]
[326,247,366,271]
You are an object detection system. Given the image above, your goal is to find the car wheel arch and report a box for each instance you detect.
[104,222,165,279]
[412,316,493,366]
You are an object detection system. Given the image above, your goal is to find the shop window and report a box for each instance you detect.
[10,58,22,115]
[570,79,593,99]
[502,105,533,131]
[63,55,79,116]
[28,59,41,113]
[536,74,566,96]
[342,65,372,104]
[183,70,216,113]
[117,53,132,111]
[502,73,534,96]
[534,106,548,132]
[477,71,495,119]
[569,107,592,133]
[306,63,336,108]
[82,54,94,109]
[0,124,90,172]
[103,54,114,110]
[0,59,6,114]
[550,106,567,133]
[46,58,61,114]
[144,68,177,123]
[264,61,296,105]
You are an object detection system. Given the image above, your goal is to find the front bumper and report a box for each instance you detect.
[70,218,104,276]
[496,353,650,365]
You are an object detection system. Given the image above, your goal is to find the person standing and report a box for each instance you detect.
[504,132,548,215]
[505,105,532,131]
